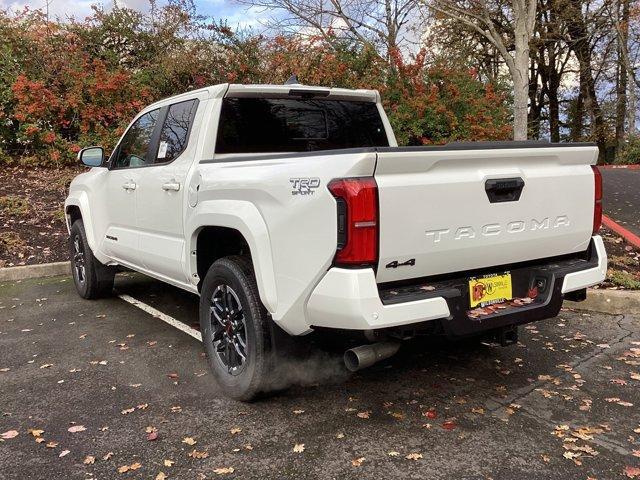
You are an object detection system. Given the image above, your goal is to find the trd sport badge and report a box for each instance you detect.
[290,177,320,195]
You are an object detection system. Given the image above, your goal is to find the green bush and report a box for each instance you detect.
[615,135,640,165]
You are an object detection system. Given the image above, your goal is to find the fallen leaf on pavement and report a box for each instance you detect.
[293,443,305,453]
[182,437,196,446]
[155,473,167,480]
[163,460,174,467]
[188,449,209,459]
[59,450,70,458]
[147,430,158,441]
[387,451,400,457]
[1,430,18,439]
[351,457,365,467]
[103,452,114,460]
[28,429,44,437]
[293,409,305,415]
[356,411,370,419]
[121,408,135,415]
[230,427,241,435]
[624,466,640,478]
[405,453,423,460]
[46,441,58,448]
[442,420,456,430]
[213,467,234,475]
[68,425,86,433]
[84,456,95,465]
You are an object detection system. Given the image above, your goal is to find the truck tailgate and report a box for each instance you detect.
[374,145,598,283]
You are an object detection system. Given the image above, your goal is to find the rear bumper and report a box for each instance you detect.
[305,236,606,334]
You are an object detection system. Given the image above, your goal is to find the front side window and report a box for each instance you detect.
[215,97,389,154]
[155,99,198,163]
[113,109,159,168]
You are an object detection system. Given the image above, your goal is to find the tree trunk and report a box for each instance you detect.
[564,0,607,160]
[512,13,531,141]
[615,0,628,157]
[628,70,636,134]
[528,58,541,139]
[548,72,561,142]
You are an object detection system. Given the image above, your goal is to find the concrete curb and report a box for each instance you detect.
[0,262,70,282]
[602,214,640,248]
[600,164,640,170]
[565,288,640,316]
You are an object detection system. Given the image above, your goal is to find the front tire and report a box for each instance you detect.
[69,219,115,299]
[199,256,272,401]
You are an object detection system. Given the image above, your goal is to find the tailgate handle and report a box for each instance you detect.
[485,177,524,203]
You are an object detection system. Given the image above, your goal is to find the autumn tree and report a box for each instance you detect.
[427,0,537,140]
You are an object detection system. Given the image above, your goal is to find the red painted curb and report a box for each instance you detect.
[602,214,640,249]
[600,164,640,170]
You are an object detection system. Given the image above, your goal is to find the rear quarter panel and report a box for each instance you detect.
[186,151,377,335]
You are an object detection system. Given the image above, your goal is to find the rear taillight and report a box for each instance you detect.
[592,165,602,234]
[328,177,378,266]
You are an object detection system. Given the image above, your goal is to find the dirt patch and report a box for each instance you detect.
[0,166,81,267]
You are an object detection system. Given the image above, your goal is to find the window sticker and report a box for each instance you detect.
[158,141,168,159]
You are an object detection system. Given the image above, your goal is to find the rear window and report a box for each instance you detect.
[215,97,389,154]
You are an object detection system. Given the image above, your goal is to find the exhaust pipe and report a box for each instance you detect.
[344,341,401,372]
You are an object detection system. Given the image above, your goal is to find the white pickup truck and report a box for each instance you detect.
[65,82,607,400]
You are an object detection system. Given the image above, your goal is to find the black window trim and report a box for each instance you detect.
[108,98,199,170]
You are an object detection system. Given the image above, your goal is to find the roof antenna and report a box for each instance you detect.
[284,74,300,85]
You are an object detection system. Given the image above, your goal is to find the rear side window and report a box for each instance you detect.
[215,98,389,154]
[155,99,198,163]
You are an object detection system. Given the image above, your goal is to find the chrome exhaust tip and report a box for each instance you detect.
[344,341,401,372]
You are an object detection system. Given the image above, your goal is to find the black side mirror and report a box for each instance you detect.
[78,146,104,167]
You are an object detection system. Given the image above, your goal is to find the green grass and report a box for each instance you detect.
[608,269,640,290]
[0,195,30,216]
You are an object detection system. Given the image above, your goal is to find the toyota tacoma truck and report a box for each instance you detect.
[65,82,607,400]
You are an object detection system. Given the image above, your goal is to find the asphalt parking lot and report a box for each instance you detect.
[1,273,640,479]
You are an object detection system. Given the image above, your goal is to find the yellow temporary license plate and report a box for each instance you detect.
[468,272,513,308]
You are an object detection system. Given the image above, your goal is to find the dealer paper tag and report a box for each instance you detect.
[157,141,168,159]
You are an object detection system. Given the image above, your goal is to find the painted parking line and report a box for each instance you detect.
[117,293,203,342]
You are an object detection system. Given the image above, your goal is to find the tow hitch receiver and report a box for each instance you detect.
[490,325,519,346]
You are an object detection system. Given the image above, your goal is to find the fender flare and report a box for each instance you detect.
[187,200,278,313]
[64,193,101,256]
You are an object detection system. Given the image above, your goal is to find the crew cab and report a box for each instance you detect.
[65,82,607,400]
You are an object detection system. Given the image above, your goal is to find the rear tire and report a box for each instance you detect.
[199,256,272,401]
[69,219,115,299]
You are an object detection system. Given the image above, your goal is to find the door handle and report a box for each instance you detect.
[162,182,181,192]
[122,181,137,191]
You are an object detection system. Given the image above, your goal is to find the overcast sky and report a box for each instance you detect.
[0,0,265,29]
